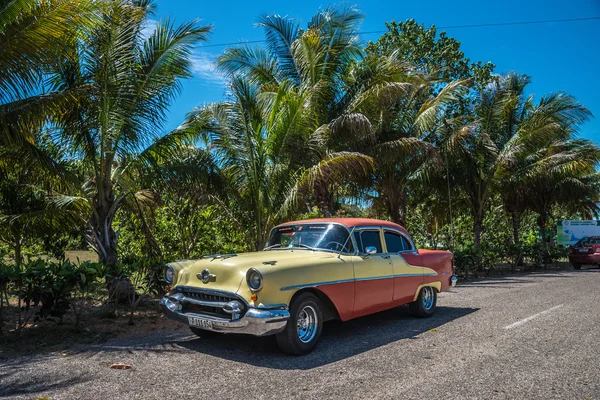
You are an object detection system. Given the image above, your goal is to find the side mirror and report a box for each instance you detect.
[365,246,377,255]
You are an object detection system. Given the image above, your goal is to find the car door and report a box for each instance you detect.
[384,229,425,304]
[351,227,394,318]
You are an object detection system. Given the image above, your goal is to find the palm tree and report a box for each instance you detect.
[0,0,102,154]
[41,0,211,267]
[443,72,593,249]
[219,9,467,225]
[520,139,600,247]
[324,51,466,226]
[497,90,595,245]
[186,76,373,251]
[218,5,363,126]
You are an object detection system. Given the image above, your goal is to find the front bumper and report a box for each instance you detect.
[160,294,290,336]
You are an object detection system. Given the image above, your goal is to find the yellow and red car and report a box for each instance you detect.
[160,218,457,355]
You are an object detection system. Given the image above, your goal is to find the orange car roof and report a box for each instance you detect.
[277,218,408,234]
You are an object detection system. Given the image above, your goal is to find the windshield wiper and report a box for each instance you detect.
[203,253,237,261]
[263,244,282,251]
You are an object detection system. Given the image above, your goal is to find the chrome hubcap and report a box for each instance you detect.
[422,287,435,310]
[297,305,318,343]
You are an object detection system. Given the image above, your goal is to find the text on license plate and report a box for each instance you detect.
[579,249,589,253]
[188,317,213,330]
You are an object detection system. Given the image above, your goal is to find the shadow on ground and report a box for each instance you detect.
[175,305,477,370]
[0,363,91,398]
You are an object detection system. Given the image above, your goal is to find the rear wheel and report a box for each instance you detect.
[409,286,437,318]
[189,326,220,338]
[572,263,582,270]
[276,293,323,355]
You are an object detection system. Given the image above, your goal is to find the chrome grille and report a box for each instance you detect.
[176,287,246,320]
[183,291,236,303]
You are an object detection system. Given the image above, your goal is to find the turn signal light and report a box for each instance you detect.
[250,293,258,301]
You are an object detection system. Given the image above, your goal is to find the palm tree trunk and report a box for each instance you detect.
[537,213,552,265]
[473,214,483,250]
[511,211,520,245]
[316,181,333,218]
[134,197,162,260]
[385,187,406,227]
[510,211,524,267]
[14,234,22,267]
[538,214,548,249]
[91,193,118,269]
[398,194,407,227]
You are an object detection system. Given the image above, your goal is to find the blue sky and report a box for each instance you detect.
[152,0,600,143]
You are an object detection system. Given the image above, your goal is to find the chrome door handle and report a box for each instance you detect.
[381,254,390,259]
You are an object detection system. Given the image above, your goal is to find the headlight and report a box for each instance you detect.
[246,268,263,291]
[164,265,175,283]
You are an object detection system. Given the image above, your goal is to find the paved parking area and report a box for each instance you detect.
[2,269,599,399]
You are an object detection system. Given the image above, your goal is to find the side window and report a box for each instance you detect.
[355,230,382,253]
[384,231,404,253]
[400,235,413,251]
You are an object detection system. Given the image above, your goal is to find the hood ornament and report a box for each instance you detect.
[197,269,216,284]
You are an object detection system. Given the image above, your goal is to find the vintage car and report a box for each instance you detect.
[160,218,457,355]
[568,236,600,269]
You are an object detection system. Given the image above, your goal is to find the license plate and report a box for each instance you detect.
[188,317,213,330]
[579,248,588,253]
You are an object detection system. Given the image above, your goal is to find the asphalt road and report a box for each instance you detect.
[2,268,600,399]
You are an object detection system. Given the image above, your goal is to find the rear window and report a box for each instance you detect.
[384,230,412,252]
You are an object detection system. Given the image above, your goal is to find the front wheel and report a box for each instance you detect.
[409,286,437,318]
[276,293,323,355]
[572,263,582,270]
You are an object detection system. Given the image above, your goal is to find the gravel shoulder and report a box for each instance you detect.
[2,268,599,399]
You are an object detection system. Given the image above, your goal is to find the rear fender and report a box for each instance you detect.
[412,282,441,302]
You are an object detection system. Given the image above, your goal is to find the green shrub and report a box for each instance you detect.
[0,259,104,332]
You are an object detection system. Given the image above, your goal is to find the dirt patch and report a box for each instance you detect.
[0,298,186,359]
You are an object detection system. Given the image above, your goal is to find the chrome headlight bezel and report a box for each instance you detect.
[246,268,263,292]
[164,265,175,284]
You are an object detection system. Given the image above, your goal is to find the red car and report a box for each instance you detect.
[568,236,600,269]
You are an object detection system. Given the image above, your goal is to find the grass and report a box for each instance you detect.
[64,250,98,263]
[2,249,98,265]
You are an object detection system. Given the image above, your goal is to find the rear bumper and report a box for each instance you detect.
[160,294,289,336]
[568,253,600,264]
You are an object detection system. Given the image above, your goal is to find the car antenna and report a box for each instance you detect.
[338,227,355,259]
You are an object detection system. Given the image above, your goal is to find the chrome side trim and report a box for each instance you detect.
[279,273,433,291]
[280,278,355,291]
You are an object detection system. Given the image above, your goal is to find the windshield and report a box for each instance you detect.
[575,237,600,245]
[266,224,354,253]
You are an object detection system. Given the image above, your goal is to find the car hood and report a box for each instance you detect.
[172,250,340,294]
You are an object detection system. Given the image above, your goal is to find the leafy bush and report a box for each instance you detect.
[0,259,104,332]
